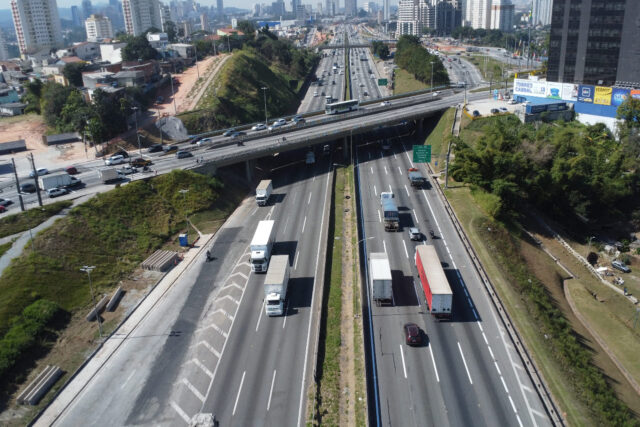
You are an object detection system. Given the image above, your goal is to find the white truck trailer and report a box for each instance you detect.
[415,245,453,319]
[256,180,273,206]
[38,173,79,191]
[98,168,123,184]
[250,220,275,273]
[370,252,393,305]
[264,255,290,316]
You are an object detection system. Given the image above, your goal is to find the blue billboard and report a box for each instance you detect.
[577,85,594,103]
[611,88,630,107]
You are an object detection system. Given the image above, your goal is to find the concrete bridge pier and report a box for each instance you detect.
[343,136,350,161]
[417,118,424,134]
[245,159,255,182]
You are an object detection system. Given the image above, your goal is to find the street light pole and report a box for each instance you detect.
[261,86,269,125]
[430,61,434,92]
[132,106,142,156]
[80,265,103,338]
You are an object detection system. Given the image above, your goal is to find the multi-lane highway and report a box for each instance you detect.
[354,131,551,426]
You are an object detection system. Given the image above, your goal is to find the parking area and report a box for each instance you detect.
[465,97,520,117]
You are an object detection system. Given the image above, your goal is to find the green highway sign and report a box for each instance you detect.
[378,78,388,86]
[413,145,431,163]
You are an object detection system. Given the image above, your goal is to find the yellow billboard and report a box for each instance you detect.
[594,86,612,105]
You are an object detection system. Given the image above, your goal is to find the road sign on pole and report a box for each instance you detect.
[378,78,388,86]
[413,145,431,163]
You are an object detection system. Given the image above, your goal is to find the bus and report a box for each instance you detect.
[325,99,359,115]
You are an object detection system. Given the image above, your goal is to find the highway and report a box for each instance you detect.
[354,130,552,426]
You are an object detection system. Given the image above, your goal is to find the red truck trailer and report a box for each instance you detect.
[415,245,453,319]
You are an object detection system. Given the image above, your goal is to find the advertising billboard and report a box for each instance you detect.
[514,79,547,97]
[611,88,630,107]
[578,85,594,103]
[631,89,640,100]
[546,82,563,99]
[593,86,612,105]
[561,83,578,102]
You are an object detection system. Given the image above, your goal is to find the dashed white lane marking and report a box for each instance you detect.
[267,370,277,411]
[302,216,307,234]
[482,332,488,345]
[429,345,440,382]
[308,192,312,205]
[370,167,373,174]
[397,166,403,175]
[255,300,265,332]
[120,371,135,389]
[383,240,387,254]
[402,240,409,258]
[388,184,392,193]
[404,184,410,197]
[182,378,206,402]
[494,361,502,376]
[384,166,388,175]
[458,342,473,385]
[232,371,246,416]
[170,400,191,424]
[377,209,381,223]
[500,376,510,394]
[294,250,299,270]
[509,395,518,414]
[374,185,377,196]
[399,345,407,378]
[250,207,258,216]
[412,209,419,223]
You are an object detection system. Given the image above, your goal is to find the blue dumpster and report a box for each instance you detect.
[179,233,188,247]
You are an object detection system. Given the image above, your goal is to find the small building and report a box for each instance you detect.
[0,86,20,104]
[147,33,169,50]
[216,28,244,37]
[99,42,126,64]
[167,43,195,59]
[44,132,81,146]
[82,71,116,89]
[113,70,145,87]
[42,63,65,76]
[0,139,27,154]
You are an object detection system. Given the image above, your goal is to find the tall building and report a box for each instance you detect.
[490,0,513,32]
[122,0,163,36]
[159,3,172,31]
[82,0,93,19]
[345,0,357,16]
[434,0,457,35]
[85,14,114,40]
[217,0,224,16]
[531,0,551,27]
[272,0,285,16]
[384,0,390,20]
[71,5,82,26]
[397,0,431,36]
[325,0,333,16]
[291,0,299,15]
[547,0,640,86]
[465,0,491,29]
[10,0,63,55]
[295,3,306,19]
[0,29,9,60]
[200,13,208,30]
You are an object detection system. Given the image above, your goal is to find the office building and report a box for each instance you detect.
[291,0,299,15]
[82,0,93,19]
[547,0,639,87]
[434,0,457,35]
[295,3,306,19]
[345,0,357,16]
[272,0,285,16]
[325,0,334,16]
[397,0,431,36]
[159,4,172,32]
[10,0,63,55]
[217,0,224,16]
[532,0,551,27]
[71,5,82,26]
[86,14,114,41]
[0,30,9,61]
[200,13,208,30]
[122,0,163,36]
[383,0,389,20]
[465,0,491,29]
[490,0,513,32]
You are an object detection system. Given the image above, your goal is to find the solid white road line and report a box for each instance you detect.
[458,342,473,384]
[429,345,440,382]
[402,240,409,258]
[267,370,277,411]
[302,216,307,234]
[399,345,408,378]
[370,166,373,174]
[232,371,246,416]
[294,250,299,270]
[255,300,265,332]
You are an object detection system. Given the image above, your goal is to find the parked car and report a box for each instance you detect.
[403,323,422,346]
[29,168,48,178]
[472,110,480,117]
[499,107,508,112]
[251,123,267,131]
[176,150,193,159]
[163,145,178,153]
[148,144,164,153]
[490,108,500,114]
[0,205,6,213]
[508,99,517,105]
[0,198,13,207]
[131,158,152,167]
[408,227,421,241]
[612,260,631,273]
[65,166,79,175]
[46,187,67,198]
[20,183,37,193]
[105,154,125,165]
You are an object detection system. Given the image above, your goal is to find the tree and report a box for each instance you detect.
[57,89,92,132]
[236,20,256,39]
[22,80,43,114]
[40,82,74,127]
[121,35,159,61]
[616,96,640,131]
[165,20,178,42]
[63,62,88,87]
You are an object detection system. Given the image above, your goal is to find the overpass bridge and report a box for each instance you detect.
[185,90,489,180]
[317,43,370,49]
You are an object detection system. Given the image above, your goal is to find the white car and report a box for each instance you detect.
[46,187,67,198]
[251,123,267,131]
[380,101,391,106]
[508,98,517,104]
[105,154,125,165]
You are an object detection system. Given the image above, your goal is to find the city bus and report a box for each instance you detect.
[325,99,359,115]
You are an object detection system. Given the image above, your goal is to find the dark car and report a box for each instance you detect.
[113,149,129,158]
[230,131,247,138]
[148,144,164,153]
[293,117,306,125]
[131,158,152,167]
[490,108,500,114]
[176,150,193,159]
[0,198,13,207]
[472,110,480,117]
[404,323,422,346]
[222,129,235,137]
[66,166,79,175]
[163,145,178,153]
[20,183,37,193]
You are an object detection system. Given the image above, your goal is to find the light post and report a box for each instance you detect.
[261,86,269,125]
[132,106,142,156]
[430,61,434,92]
[80,265,103,338]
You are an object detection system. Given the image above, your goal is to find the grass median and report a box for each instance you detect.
[393,68,429,95]
[0,200,72,239]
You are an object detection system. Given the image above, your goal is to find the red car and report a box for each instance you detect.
[404,323,422,346]
[66,166,79,175]
[0,205,6,213]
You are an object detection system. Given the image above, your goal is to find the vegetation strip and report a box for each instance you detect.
[0,201,72,239]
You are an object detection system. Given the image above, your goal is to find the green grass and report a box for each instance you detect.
[313,167,344,425]
[393,68,428,95]
[467,54,514,81]
[0,201,72,239]
[0,171,222,337]
[0,240,13,257]
[423,107,455,173]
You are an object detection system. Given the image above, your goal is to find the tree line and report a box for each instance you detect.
[395,35,449,88]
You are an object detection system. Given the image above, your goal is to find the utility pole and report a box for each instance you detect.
[28,153,43,207]
[11,158,24,211]
[430,61,434,92]
[132,106,142,156]
[80,265,103,338]
[261,86,269,125]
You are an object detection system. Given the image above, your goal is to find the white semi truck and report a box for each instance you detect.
[263,255,290,316]
[250,220,275,273]
[415,245,453,319]
[370,252,393,305]
[256,180,273,206]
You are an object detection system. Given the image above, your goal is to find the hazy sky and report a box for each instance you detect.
[53,0,359,10]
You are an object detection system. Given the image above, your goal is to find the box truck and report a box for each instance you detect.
[370,252,393,305]
[407,168,426,188]
[39,173,80,191]
[250,220,275,273]
[264,255,289,316]
[382,198,399,231]
[99,168,123,184]
[415,245,453,319]
[256,180,273,206]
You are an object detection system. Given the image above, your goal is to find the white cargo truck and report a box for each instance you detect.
[250,220,275,273]
[256,180,273,206]
[39,173,80,191]
[99,168,123,184]
[370,252,393,305]
[264,255,290,316]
